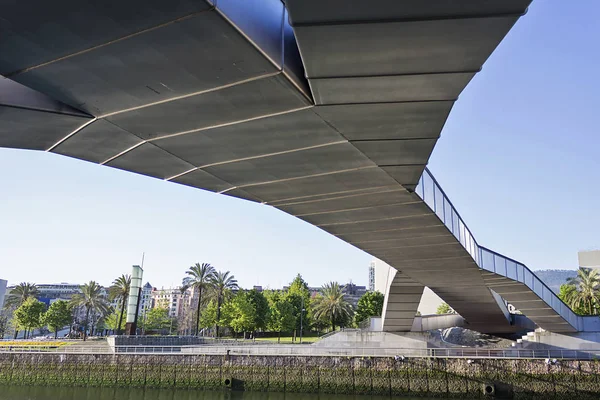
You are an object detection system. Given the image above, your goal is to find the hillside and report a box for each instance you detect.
[534,269,577,293]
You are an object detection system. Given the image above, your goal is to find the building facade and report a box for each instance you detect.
[0,279,7,310]
[578,250,600,269]
[151,287,191,318]
[368,261,375,292]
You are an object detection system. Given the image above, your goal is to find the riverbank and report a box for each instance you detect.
[0,353,598,399]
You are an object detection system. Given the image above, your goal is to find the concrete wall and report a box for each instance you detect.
[529,330,600,350]
[313,330,429,349]
[1,352,599,397]
[373,258,444,316]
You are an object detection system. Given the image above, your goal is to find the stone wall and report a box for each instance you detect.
[0,353,599,399]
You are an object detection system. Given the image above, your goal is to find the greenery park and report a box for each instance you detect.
[0,263,385,343]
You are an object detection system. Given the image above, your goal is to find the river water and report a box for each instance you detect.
[0,386,438,400]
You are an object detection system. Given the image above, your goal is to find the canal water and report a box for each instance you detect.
[0,386,439,400]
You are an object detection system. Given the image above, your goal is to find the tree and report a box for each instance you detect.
[266,291,296,342]
[312,282,354,332]
[286,274,312,337]
[143,308,174,333]
[354,291,384,325]
[14,298,46,339]
[310,295,330,335]
[221,291,256,337]
[104,309,126,333]
[108,274,131,335]
[182,263,216,336]
[5,282,38,308]
[70,281,109,341]
[247,289,269,333]
[566,268,600,315]
[42,300,73,339]
[209,271,239,337]
[436,302,456,315]
[198,300,218,333]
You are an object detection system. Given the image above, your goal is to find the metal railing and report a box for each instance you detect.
[415,169,584,330]
[1,344,599,360]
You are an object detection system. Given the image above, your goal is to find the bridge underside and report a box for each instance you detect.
[2,0,585,334]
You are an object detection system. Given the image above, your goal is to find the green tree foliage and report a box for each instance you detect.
[310,295,330,334]
[221,291,256,336]
[182,263,216,336]
[266,291,296,342]
[354,291,384,325]
[14,297,46,338]
[247,289,269,332]
[42,300,73,338]
[143,308,174,332]
[108,274,130,336]
[70,281,109,340]
[564,269,600,315]
[209,271,239,337]
[286,274,312,333]
[436,302,456,315]
[104,309,126,333]
[5,282,38,308]
[312,282,354,331]
[198,300,218,332]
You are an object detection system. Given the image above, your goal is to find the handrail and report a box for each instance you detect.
[0,344,599,360]
[416,168,584,330]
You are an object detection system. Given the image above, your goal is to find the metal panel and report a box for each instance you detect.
[202,143,373,187]
[310,73,475,105]
[294,17,519,78]
[286,0,531,25]
[300,202,433,226]
[242,168,398,204]
[313,102,454,141]
[107,74,310,139]
[153,109,342,166]
[53,119,143,163]
[0,106,90,150]
[352,139,438,166]
[217,0,284,67]
[276,188,415,215]
[12,11,277,116]
[171,169,233,194]
[0,77,88,117]
[107,143,194,180]
[0,0,212,75]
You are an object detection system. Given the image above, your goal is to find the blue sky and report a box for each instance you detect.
[1,1,599,289]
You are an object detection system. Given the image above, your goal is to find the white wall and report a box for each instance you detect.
[578,250,600,268]
[372,258,444,315]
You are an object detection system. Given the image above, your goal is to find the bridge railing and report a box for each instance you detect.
[0,344,599,360]
[415,168,580,330]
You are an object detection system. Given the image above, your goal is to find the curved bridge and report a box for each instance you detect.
[1,0,594,334]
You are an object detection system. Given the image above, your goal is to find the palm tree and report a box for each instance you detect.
[109,274,131,335]
[5,282,38,308]
[182,263,216,336]
[313,282,354,332]
[209,271,239,337]
[70,281,110,340]
[566,268,600,315]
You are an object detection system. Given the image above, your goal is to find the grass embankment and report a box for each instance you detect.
[0,341,72,351]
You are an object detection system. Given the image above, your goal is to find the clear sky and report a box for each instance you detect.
[1,1,599,289]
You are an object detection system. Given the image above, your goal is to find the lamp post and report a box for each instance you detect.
[300,296,305,344]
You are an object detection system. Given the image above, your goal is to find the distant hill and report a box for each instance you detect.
[534,269,577,293]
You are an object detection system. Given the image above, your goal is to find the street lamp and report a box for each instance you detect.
[300,296,305,344]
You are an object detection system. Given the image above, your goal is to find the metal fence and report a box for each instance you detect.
[1,344,599,360]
